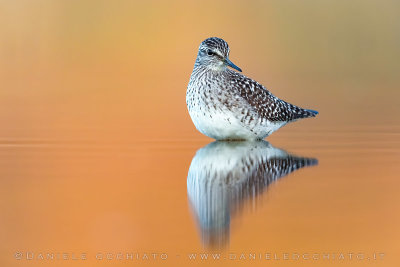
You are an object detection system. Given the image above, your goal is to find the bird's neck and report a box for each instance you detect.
[193,63,227,77]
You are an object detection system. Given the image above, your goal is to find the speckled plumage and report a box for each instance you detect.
[186,37,318,140]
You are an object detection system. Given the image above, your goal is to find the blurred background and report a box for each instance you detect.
[1,0,399,141]
[1,1,400,267]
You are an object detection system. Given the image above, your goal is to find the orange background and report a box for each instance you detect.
[1,0,399,266]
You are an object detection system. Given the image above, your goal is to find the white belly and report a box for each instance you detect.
[188,107,285,140]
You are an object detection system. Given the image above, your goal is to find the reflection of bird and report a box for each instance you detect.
[187,141,318,249]
[186,37,318,140]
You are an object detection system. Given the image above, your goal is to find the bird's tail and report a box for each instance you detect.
[305,109,319,116]
[291,107,319,120]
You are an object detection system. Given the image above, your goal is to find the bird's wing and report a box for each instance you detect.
[229,71,317,122]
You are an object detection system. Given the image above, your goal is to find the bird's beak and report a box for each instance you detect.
[225,58,242,72]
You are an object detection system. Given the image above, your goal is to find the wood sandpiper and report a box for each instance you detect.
[186,37,318,140]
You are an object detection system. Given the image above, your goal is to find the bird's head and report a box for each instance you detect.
[195,37,242,72]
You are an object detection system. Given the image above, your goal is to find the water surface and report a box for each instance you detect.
[1,126,399,266]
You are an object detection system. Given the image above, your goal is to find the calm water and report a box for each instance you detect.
[1,125,399,266]
[1,1,400,266]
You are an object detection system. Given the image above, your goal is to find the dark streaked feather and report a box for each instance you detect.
[227,70,318,122]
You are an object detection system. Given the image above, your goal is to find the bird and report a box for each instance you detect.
[187,140,318,248]
[186,37,318,140]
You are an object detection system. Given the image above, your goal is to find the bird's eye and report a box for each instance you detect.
[207,50,214,56]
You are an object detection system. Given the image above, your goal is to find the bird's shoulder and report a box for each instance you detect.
[226,70,271,96]
[225,70,301,122]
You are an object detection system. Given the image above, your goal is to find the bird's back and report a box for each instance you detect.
[225,69,318,123]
